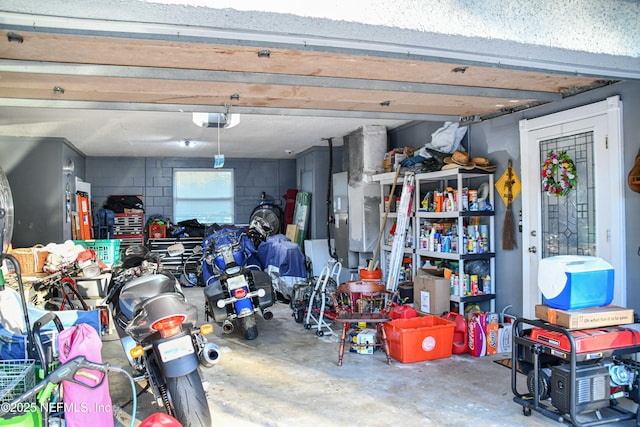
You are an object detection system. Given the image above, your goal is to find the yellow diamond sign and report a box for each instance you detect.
[495,166,521,206]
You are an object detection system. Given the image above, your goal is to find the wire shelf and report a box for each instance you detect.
[0,359,36,404]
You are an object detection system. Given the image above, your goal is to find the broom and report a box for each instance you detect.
[502,160,517,250]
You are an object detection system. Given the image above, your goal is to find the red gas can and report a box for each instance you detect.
[389,304,418,320]
[442,312,468,354]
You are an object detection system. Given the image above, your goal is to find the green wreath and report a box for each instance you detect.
[541,150,577,196]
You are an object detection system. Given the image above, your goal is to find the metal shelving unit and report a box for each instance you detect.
[374,169,496,313]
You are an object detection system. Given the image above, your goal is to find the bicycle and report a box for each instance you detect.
[28,265,90,311]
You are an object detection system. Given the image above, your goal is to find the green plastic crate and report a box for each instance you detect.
[73,239,121,266]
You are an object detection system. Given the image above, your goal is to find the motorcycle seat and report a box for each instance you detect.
[119,274,178,320]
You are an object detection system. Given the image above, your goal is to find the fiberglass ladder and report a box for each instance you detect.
[385,172,414,293]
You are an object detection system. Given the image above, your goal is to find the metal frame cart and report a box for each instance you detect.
[303,260,342,337]
[511,317,640,426]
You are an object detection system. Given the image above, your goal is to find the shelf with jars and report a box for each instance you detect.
[414,169,496,314]
[373,168,496,314]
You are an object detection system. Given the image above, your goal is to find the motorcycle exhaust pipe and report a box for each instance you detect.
[262,308,274,320]
[222,320,234,334]
[200,343,221,368]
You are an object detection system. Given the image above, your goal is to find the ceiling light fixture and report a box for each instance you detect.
[192,104,240,129]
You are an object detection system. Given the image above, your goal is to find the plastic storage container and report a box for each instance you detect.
[384,316,455,363]
[73,239,122,267]
[537,255,614,310]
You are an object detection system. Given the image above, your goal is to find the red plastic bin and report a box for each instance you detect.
[385,316,455,363]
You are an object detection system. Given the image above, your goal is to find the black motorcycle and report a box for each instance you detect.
[202,225,275,340]
[104,243,220,427]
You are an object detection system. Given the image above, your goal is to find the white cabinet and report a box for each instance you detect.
[374,169,496,314]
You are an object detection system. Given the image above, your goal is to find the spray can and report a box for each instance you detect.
[482,275,492,294]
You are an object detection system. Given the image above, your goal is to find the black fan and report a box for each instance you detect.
[250,193,283,235]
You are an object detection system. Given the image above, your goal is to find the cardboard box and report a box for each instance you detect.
[535,304,634,330]
[285,224,299,242]
[414,268,450,315]
[497,323,513,354]
[356,329,378,354]
[348,328,378,354]
[467,313,487,357]
[485,313,499,355]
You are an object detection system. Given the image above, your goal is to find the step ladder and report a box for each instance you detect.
[386,173,414,293]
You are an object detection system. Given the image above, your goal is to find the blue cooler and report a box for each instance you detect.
[537,256,614,310]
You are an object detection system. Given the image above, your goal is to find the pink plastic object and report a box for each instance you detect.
[139,412,182,426]
[57,323,114,427]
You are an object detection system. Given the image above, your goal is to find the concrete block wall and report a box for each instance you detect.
[86,156,296,226]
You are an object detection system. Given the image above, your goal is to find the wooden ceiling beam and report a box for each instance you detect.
[0,71,537,117]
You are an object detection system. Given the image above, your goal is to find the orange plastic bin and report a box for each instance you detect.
[385,316,455,363]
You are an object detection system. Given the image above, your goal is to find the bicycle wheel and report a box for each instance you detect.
[59,277,90,310]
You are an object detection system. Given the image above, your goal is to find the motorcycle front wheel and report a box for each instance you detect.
[239,313,258,340]
[166,369,211,427]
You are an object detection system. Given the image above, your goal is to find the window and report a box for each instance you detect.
[173,169,234,224]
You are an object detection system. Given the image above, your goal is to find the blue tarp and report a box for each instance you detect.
[257,234,306,278]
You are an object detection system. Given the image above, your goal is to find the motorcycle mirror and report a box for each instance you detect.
[167,243,185,257]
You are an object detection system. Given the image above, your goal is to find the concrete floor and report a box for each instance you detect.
[104,287,639,427]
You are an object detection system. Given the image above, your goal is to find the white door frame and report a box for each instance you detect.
[519,96,625,319]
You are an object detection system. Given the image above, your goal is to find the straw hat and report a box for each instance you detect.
[471,157,497,172]
[443,150,475,170]
[442,150,497,172]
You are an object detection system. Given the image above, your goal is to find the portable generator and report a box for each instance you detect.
[526,358,639,415]
[550,363,610,414]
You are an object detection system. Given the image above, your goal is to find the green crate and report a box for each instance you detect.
[73,239,121,266]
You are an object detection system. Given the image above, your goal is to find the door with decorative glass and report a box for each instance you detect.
[519,96,625,319]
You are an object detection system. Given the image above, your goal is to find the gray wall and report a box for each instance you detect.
[86,157,297,227]
[390,80,640,316]
[296,145,345,241]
